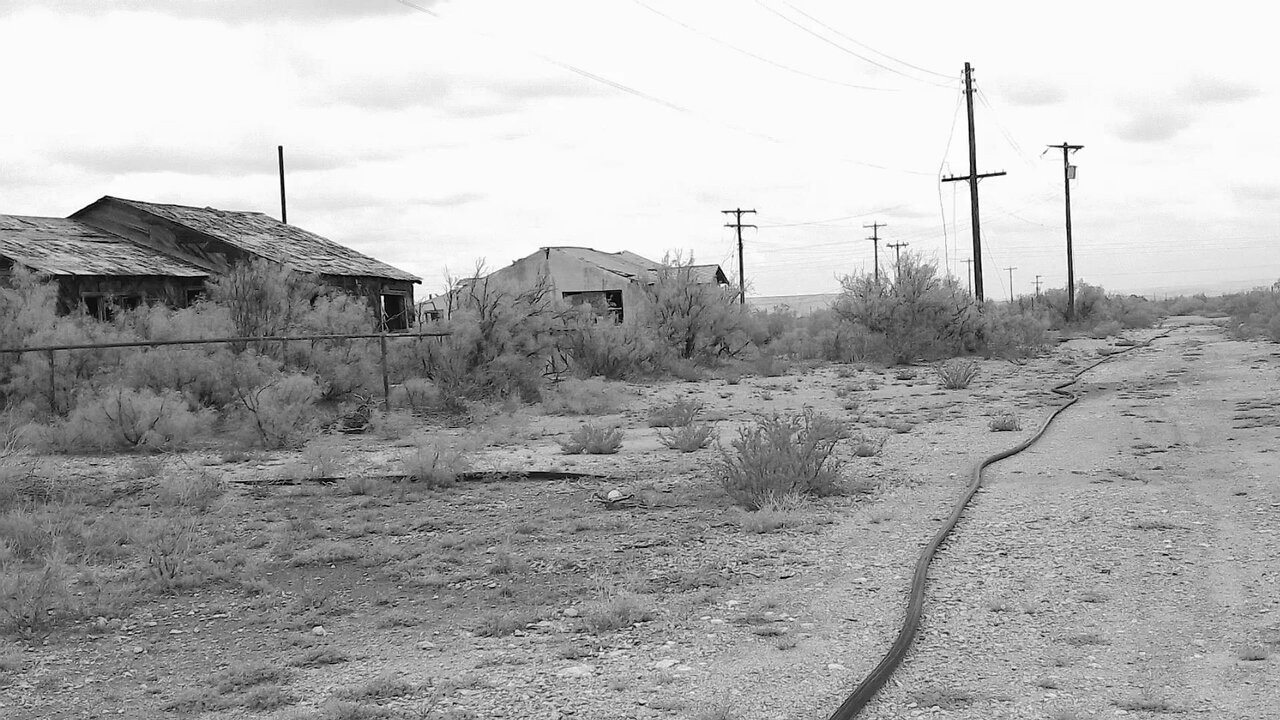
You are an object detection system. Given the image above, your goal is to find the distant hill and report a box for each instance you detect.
[747,293,841,316]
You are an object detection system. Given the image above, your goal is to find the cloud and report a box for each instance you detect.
[1230,183,1280,204]
[1,0,431,23]
[1111,106,1194,143]
[1184,76,1258,105]
[319,73,605,115]
[997,78,1066,107]
[51,140,401,178]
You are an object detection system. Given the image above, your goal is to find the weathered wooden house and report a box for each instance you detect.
[445,246,729,322]
[70,197,421,330]
[0,215,209,318]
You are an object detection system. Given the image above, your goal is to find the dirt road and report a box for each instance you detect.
[856,317,1280,718]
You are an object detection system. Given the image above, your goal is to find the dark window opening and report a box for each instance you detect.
[381,294,409,332]
[562,290,623,322]
[185,287,205,306]
[82,294,141,321]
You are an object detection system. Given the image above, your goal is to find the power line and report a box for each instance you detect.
[776,0,954,80]
[754,0,954,88]
[630,0,898,92]
[724,208,758,304]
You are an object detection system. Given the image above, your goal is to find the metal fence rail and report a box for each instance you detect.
[0,330,450,412]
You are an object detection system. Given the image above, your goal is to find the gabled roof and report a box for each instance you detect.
[78,197,420,284]
[548,246,729,285]
[0,215,208,278]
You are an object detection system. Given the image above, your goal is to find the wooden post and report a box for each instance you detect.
[47,349,57,413]
[379,333,391,411]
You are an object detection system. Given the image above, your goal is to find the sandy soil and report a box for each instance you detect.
[1,316,1276,720]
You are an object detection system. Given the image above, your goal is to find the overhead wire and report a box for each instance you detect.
[629,0,897,92]
[394,0,934,176]
[753,0,954,88]
[776,0,954,80]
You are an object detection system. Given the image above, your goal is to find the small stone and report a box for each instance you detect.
[312,626,328,636]
[558,664,594,678]
[827,663,848,672]
[654,659,679,670]
[562,608,580,618]
[131,646,144,654]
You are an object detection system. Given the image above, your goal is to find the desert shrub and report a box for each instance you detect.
[738,493,805,533]
[564,317,658,380]
[234,374,320,449]
[751,352,789,377]
[142,515,200,589]
[834,253,982,364]
[398,269,574,403]
[0,559,76,638]
[647,397,704,427]
[580,592,654,634]
[403,440,470,487]
[720,409,847,509]
[989,410,1021,432]
[206,258,319,342]
[393,378,442,416]
[287,293,381,400]
[658,422,714,452]
[935,358,980,389]
[978,306,1049,359]
[849,431,886,457]
[1089,320,1123,339]
[558,423,624,454]
[642,253,751,363]
[154,473,225,510]
[49,387,210,452]
[540,377,623,415]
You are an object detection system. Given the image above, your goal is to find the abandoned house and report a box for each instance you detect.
[0,196,421,329]
[0,215,210,319]
[443,246,730,322]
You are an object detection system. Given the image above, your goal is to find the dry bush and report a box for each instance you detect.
[564,318,658,380]
[849,431,887,457]
[989,410,1022,432]
[720,409,847,509]
[403,440,470,487]
[49,387,211,452]
[935,358,980,389]
[658,422,714,453]
[559,424,624,454]
[0,559,77,638]
[234,374,320,449]
[540,377,624,415]
[643,252,752,363]
[142,515,201,590]
[647,397,704,428]
[154,473,224,511]
[580,592,654,634]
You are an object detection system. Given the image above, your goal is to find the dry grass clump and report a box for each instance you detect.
[720,409,847,509]
[647,398,704,427]
[541,378,624,415]
[402,440,470,487]
[935,358,980,389]
[849,431,886,457]
[988,410,1022,432]
[559,424,624,454]
[658,422,714,453]
[580,592,655,634]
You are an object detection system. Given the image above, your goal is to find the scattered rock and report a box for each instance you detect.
[311,626,328,637]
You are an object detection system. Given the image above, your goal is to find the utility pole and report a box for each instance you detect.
[864,222,886,285]
[1047,142,1083,321]
[1034,275,1043,305]
[942,62,1006,304]
[723,208,757,305]
[960,258,974,296]
[1004,266,1017,304]
[887,241,909,280]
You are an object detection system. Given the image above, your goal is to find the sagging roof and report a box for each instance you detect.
[88,197,420,284]
[0,215,209,278]
[549,246,729,285]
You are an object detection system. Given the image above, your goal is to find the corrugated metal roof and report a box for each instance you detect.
[0,215,209,277]
[549,247,727,286]
[105,197,421,283]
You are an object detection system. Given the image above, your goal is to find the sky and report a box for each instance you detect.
[1,0,1277,300]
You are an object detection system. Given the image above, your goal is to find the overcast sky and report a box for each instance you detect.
[2,1,1277,299]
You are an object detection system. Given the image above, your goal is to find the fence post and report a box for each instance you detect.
[379,333,390,412]
[46,349,56,414]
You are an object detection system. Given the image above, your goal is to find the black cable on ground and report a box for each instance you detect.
[826,328,1175,720]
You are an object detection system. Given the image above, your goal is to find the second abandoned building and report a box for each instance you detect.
[443,247,730,322]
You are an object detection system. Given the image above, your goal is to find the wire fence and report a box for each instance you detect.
[0,330,450,413]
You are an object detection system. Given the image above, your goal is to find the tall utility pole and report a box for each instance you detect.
[1034,275,1043,302]
[1047,142,1084,321]
[1004,266,1017,303]
[278,145,288,224]
[723,208,757,305]
[960,258,974,296]
[942,62,1006,304]
[887,241,909,280]
[864,222,886,285]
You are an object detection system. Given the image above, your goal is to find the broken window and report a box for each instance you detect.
[381,293,409,332]
[562,290,623,322]
[81,294,141,321]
